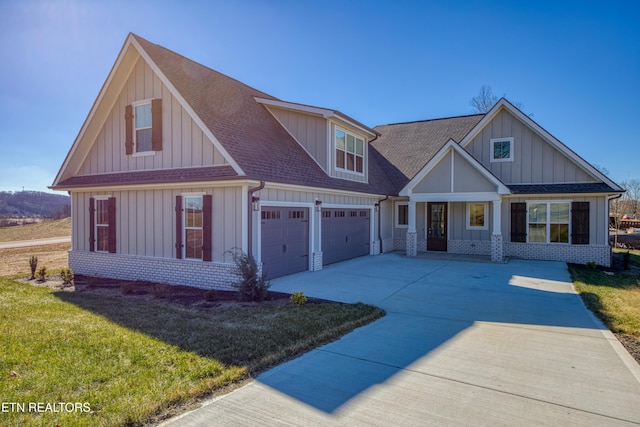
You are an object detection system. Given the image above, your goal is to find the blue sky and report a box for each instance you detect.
[0,0,638,193]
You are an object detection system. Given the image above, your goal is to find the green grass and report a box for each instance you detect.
[570,265,640,337]
[0,279,384,426]
[0,218,70,242]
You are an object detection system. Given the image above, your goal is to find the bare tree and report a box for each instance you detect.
[470,85,498,113]
[627,179,640,216]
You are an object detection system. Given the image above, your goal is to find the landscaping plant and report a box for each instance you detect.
[228,249,270,301]
[36,266,47,282]
[28,255,38,280]
[290,291,307,305]
[60,267,74,285]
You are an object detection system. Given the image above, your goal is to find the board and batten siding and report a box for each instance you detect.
[466,109,596,184]
[501,195,608,246]
[72,186,242,263]
[80,57,227,176]
[412,150,497,194]
[268,107,328,172]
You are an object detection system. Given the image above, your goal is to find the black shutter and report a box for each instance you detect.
[571,202,590,245]
[203,195,212,262]
[89,197,95,251]
[108,197,116,253]
[175,196,183,259]
[151,99,162,151]
[125,105,133,155]
[511,202,527,242]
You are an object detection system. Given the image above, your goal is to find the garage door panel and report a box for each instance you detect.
[322,209,370,266]
[261,207,309,279]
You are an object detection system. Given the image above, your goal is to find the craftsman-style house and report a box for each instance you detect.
[51,34,623,289]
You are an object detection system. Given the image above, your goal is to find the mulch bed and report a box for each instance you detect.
[25,274,327,309]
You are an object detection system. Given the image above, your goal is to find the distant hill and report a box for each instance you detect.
[0,191,71,219]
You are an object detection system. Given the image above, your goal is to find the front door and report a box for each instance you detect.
[427,202,447,251]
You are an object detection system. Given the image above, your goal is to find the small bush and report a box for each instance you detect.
[290,291,307,305]
[203,289,217,301]
[60,268,74,285]
[36,266,47,282]
[228,249,270,302]
[28,256,38,280]
[623,251,630,270]
[586,261,597,269]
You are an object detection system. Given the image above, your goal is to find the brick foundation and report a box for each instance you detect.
[491,234,504,263]
[448,240,491,255]
[503,243,611,267]
[69,251,240,290]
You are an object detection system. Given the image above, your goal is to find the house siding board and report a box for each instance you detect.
[466,109,597,185]
[79,58,227,177]
[414,156,451,193]
[269,108,328,172]
[452,151,496,193]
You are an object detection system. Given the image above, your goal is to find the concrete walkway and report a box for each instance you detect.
[164,253,640,426]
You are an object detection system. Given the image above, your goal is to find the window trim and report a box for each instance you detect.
[395,202,409,228]
[490,137,514,162]
[182,193,205,261]
[466,202,488,230]
[334,126,366,176]
[132,99,156,155]
[526,200,571,244]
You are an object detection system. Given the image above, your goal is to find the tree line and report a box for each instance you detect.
[0,191,71,221]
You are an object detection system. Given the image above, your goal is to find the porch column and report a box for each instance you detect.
[406,200,417,257]
[491,200,504,262]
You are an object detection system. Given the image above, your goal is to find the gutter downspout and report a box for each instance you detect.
[377,195,388,254]
[248,180,265,258]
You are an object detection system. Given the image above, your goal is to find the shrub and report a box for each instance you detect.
[290,291,307,305]
[60,268,74,285]
[228,249,270,302]
[29,256,38,280]
[203,289,217,301]
[623,251,630,270]
[586,261,597,269]
[36,266,47,282]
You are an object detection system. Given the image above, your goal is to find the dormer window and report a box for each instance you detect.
[335,128,364,174]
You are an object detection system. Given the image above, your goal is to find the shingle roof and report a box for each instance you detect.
[370,115,485,192]
[508,183,618,194]
[57,166,238,188]
[133,34,395,195]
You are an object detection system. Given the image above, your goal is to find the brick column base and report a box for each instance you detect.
[406,232,417,257]
[311,252,323,271]
[491,233,504,263]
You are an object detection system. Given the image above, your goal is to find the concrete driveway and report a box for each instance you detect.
[164,253,640,426]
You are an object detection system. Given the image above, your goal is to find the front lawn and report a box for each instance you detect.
[0,278,384,426]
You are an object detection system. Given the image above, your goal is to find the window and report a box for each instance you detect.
[490,137,514,162]
[335,128,364,173]
[396,203,408,227]
[467,202,488,230]
[90,197,116,253]
[184,196,203,259]
[125,99,162,155]
[528,202,570,243]
[134,102,152,153]
[95,199,110,252]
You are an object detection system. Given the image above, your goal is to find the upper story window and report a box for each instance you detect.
[335,128,364,174]
[125,99,162,155]
[134,102,152,153]
[490,137,514,162]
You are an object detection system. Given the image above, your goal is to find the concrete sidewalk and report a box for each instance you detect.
[163,253,640,426]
